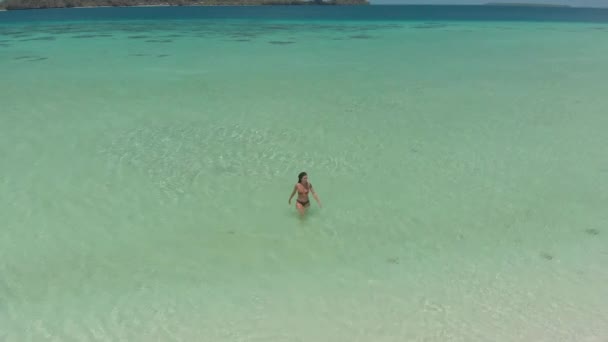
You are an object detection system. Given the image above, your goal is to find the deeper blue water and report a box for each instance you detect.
[1,4,608,23]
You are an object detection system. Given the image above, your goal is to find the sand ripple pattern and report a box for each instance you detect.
[100,122,362,198]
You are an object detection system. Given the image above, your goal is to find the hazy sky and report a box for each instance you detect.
[370,0,608,7]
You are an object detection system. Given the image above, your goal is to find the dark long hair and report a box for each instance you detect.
[298,172,307,183]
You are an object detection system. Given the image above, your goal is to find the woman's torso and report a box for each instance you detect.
[296,182,310,201]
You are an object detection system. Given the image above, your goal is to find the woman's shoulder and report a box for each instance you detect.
[295,183,309,190]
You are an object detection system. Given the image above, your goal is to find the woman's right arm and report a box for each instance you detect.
[288,185,297,204]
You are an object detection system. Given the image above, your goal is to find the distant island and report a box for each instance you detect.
[0,0,369,10]
[484,2,570,7]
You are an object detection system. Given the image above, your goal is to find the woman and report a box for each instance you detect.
[288,171,322,216]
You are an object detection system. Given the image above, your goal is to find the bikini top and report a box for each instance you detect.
[297,183,310,195]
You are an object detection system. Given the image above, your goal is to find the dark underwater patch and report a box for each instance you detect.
[5,31,29,38]
[229,32,258,39]
[349,34,373,39]
[72,34,99,38]
[539,252,554,261]
[413,23,447,29]
[145,39,173,43]
[263,25,291,31]
[20,36,56,41]
[386,257,399,264]
[585,228,599,236]
[14,56,49,62]
[268,40,295,45]
[72,34,112,39]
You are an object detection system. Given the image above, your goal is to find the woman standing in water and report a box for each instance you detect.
[288,172,322,217]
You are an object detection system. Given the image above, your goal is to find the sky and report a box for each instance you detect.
[370,0,608,7]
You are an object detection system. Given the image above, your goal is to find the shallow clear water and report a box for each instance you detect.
[1,7,607,342]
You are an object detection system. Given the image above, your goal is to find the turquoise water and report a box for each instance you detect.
[1,7,608,341]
